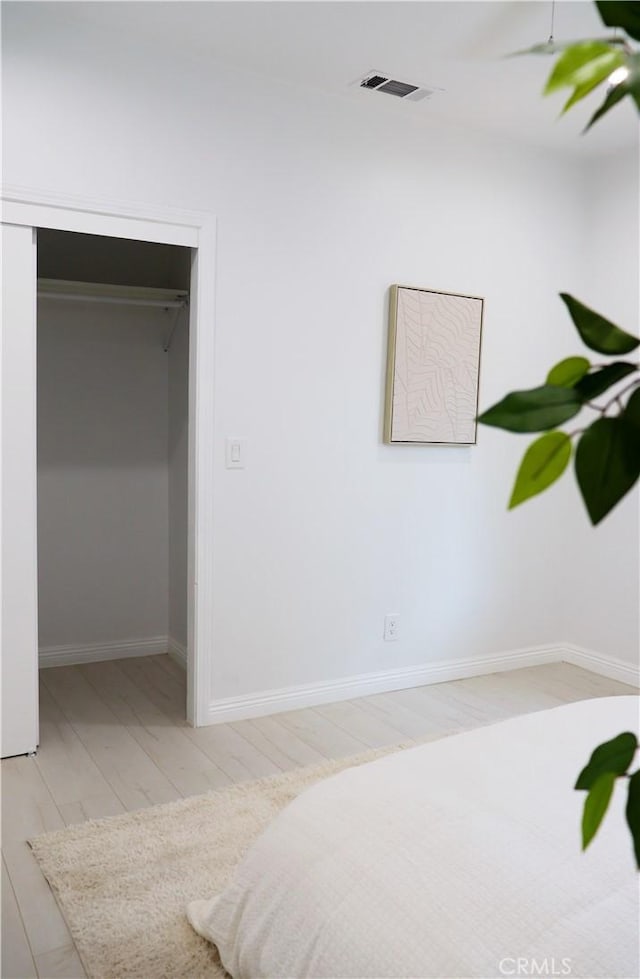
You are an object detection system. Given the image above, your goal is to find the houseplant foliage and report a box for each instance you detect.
[477,1,640,866]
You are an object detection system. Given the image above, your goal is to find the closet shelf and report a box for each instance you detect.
[37,279,189,309]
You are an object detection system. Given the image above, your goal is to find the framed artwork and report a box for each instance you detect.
[384,284,484,445]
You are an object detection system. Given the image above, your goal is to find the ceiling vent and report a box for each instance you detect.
[355,71,442,103]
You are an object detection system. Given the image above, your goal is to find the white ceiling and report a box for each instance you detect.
[5,1,639,155]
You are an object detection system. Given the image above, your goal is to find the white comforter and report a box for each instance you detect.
[188,696,640,978]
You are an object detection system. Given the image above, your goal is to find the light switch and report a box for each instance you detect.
[226,437,247,469]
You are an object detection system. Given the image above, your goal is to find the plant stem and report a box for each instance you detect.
[601,377,640,414]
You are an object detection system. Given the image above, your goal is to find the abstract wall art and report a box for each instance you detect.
[384,285,484,445]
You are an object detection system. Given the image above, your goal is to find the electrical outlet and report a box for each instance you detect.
[384,613,400,642]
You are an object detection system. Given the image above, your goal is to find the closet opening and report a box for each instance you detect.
[36,229,192,724]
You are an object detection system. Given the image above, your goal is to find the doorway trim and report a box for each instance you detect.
[2,185,217,728]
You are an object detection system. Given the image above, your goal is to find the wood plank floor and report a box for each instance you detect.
[1,656,636,979]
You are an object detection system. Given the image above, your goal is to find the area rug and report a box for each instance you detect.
[30,741,416,979]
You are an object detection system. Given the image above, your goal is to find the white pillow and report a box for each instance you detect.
[188,697,640,979]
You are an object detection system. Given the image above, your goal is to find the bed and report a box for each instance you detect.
[187,696,640,979]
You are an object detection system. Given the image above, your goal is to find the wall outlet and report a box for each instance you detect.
[384,613,400,642]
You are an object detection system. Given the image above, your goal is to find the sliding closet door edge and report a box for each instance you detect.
[1,222,39,757]
[187,219,217,727]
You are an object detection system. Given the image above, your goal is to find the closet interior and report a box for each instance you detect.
[36,230,191,717]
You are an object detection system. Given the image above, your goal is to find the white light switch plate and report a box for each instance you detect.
[225,437,247,469]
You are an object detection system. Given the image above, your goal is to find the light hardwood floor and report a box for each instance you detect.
[1,656,636,979]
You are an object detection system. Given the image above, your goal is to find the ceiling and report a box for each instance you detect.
[5,1,639,155]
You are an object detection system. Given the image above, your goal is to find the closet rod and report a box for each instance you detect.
[37,278,189,310]
[38,291,187,309]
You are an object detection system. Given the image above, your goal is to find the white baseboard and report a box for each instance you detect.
[204,643,564,725]
[39,636,169,669]
[561,643,640,688]
[167,638,187,670]
[38,636,639,717]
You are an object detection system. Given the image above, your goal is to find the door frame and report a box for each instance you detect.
[1,185,217,729]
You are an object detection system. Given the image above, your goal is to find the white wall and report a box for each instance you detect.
[557,147,639,664]
[168,307,189,650]
[37,302,170,648]
[4,10,635,708]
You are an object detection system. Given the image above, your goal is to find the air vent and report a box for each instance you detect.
[376,79,419,98]
[361,74,388,90]
[355,71,442,103]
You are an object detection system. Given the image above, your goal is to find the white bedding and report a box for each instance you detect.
[188,696,640,979]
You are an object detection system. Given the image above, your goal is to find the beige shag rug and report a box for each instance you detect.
[30,743,410,979]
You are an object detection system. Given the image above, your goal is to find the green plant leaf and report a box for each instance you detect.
[585,74,631,128]
[575,362,638,401]
[576,731,638,790]
[596,2,640,42]
[582,771,617,850]
[563,71,613,114]
[547,356,590,387]
[575,418,640,524]
[563,51,626,114]
[625,770,640,870]
[560,294,640,355]
[509,432,572,509]
[544,42,623,96]
[623,387,640,427]
[478,386,581,433]
[627,53,640,110]
[586,54,640,129]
